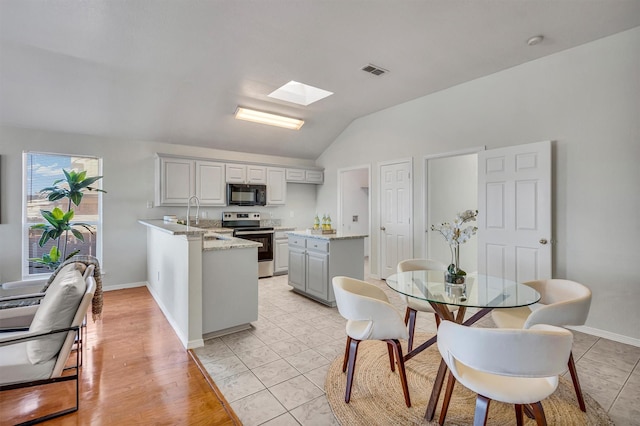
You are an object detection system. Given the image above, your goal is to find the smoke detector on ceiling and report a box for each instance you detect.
[527,35,544,46]
[361,64,388,76]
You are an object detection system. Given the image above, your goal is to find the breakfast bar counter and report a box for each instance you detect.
[139,219,259,349]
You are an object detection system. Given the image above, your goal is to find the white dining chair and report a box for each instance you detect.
[332,276,411,407]
[436,320,573,425]
[396,258,456,351]
[491,279,592,412]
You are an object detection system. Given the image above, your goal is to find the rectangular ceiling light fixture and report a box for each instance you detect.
[234,107,304,130]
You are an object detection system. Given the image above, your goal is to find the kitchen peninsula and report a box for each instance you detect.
[286,231,368,307]
[139,219,260,349]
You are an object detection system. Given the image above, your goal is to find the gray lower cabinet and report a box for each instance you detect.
[274,231,289,275]
[287,235,364,307]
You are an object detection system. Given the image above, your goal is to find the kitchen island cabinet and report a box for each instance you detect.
[274,229,293,275]
[286,232,367,307]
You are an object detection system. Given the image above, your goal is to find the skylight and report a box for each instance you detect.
[268,81,333,106]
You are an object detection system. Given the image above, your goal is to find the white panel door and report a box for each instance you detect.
[379,160,413,279]
[478,141,551,282]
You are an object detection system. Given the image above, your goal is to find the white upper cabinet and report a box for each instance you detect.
[247,165,267,184]
[156,155,226,206]
[266,167,286,205]
[195,161,226,205]
[156,153,323,206]
[304,170,324,184]
[156,157,194,205]
[285,169,305,182]
[285,168,324,184]
[226,164,267,184]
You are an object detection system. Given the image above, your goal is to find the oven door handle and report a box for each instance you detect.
[234,230,275,236]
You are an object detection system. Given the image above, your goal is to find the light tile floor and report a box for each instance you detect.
[194,273,640,426]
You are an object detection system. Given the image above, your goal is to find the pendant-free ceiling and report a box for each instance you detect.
[234,107,304,130]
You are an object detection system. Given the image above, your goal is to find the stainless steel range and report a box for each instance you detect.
[222,212,274,278]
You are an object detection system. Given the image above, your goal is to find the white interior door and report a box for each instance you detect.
[478,140,552,282]
[379,159,413,279]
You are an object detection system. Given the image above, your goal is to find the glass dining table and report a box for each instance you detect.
[385,270,541,421]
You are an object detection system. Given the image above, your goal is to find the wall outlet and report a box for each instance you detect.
[290,211,295,218]
[201,211,208,218]
[146,200,154,208]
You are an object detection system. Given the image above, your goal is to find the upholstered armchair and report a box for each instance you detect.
[0,263,96,424]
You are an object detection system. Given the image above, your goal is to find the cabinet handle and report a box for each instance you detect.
[380,226,386,231]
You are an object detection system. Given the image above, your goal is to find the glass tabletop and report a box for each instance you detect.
[386,270,540,309]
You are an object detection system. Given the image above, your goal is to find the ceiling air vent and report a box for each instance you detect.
[361,64,388,76]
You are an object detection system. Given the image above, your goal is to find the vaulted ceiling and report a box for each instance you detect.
[1,1,639,159]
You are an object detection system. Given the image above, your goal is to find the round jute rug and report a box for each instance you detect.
[325,334,613,425]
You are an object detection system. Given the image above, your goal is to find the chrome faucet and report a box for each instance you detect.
[187,195,200,227]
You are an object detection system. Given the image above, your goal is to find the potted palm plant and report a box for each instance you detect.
[29,169,106,270]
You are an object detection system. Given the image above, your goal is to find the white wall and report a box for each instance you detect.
[427,153,478,272]
[340,167,370,256]
[316,28,640,341]
[0,127,318,286]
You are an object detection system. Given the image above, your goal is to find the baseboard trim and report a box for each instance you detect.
[569,325,640,347]
[103,282,146,291]
[202,324,252,340]
[144,282,190,349]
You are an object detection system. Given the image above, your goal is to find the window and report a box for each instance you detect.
[23,152,103,277]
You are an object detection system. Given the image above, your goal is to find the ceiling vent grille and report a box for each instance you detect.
[361,64,388,76]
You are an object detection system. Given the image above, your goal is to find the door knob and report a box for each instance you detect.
[380,226,386,231]
[539,238,548,245]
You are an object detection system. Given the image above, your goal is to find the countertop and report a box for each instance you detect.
[286,230,368,240]
[202,233,262,251]
[138,219,261,251]
[138,219,207,236]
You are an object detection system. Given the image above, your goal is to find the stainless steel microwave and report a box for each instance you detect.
[227,183,267,206]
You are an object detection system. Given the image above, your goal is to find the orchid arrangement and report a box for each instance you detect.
[431,209,478,277]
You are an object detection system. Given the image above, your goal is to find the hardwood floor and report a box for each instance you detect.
[0,287,240,426]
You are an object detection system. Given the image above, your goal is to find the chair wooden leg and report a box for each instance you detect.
[387,339,411,407]
[514,404,523,426]
[342,336,352,373]
[407,308,417,352]
[438,372,456,425]
[345,338,360,403]
[473,395,491,426]
[567,351,587,412]
[523,404,535,419]
[404,306,410,324]
[434,313,441,328]
[386,341,396,372]
[530,401,547,426]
